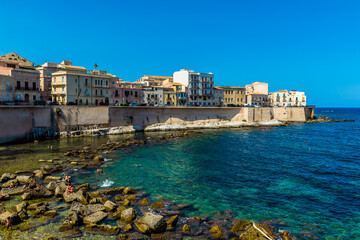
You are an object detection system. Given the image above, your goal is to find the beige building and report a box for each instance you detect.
[52,68,119,105]
[245,82,268,95]
[37,61,87,102]
[137,75,173,87]
[214,86,245,106]
[246,93,269,107]
[141,87,164,106]
[0,53,40,104]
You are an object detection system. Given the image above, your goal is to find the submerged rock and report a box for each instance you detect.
[83,211,108,225]
[150,201,165,209]
[121,208,136,222]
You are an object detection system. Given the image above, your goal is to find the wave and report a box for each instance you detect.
[100,180,114,187]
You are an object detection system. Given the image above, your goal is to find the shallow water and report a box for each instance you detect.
[1,108,359,239]
[73,108,360,239]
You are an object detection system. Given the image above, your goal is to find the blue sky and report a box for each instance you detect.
[1,0,360,107]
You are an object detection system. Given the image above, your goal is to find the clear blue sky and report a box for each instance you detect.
[1,0,360,107]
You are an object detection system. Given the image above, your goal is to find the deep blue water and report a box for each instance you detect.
[76,108,360,239]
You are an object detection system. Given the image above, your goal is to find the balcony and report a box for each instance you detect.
[15,87,40,91]
[52,82,66,86]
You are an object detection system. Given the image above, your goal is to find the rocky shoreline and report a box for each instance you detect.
[60,120,287,138]
[0,131,297,239]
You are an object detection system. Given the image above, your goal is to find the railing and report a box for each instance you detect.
[15,87,40,91]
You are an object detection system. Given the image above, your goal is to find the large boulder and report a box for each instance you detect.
[123,187,135,195]
[75,189,88,204]
[150,201,165,209]
[166,215,178,231]
[28,202,48,211]
[44,176,62,182]
[231,220,251,235]
[83,211,108,225]
[120,208,136,222]
[22,184,53,200]
[210,225,224,239]
[16,175,32,184]
[75,183,90,192]
[55,182,67,196]
[104,200,117,212]
[0,205,6,214]
[0,187,24,196]
[137,212,166,233]
[63,192,77,203]
[93,155,104,162]
[46,182,57,191]
[82,204,106,216]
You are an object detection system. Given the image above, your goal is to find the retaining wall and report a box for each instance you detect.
[0,106,314,144]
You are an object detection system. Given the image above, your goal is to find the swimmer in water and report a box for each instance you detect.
[106,178,109,182]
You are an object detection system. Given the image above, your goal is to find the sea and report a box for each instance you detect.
[1,107,359,239]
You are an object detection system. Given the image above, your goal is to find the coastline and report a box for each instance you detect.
[0,131,295,240]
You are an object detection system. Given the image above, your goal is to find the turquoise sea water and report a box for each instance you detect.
[70,108,360,239]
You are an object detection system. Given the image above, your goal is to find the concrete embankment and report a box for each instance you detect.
[0,106,314,144]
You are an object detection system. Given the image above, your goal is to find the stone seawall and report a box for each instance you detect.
[0,106,314,144]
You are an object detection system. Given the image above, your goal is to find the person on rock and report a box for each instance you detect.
[5,217,12,230]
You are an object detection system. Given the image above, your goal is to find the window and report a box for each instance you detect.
[75,78,77,83]
[33,95,36,100]
[62,77,64,83]
[85,79,88,86]
[100,89,103,95]
[95,90,98,95]
[135,91,138,97]
[95,80,97,85]
[80,89,82,93]
[85,89,89,95]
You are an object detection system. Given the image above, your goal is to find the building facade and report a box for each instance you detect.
[269,90,306,107]
[141,87,164,106]
[214,86,245,106]
[0,74,13,102]
[246,93,269,107]
[0,53,40,104]
[173,69,214,106]
[111,82,142,105]
[52,69,118,105]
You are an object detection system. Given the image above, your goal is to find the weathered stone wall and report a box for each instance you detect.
[0,106,314,144]
[0,106,57,144]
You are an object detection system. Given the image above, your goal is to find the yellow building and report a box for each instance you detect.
[137,75,173,87]
[52,69,119,105]
[214,86,245,106]
[163,87,177,106]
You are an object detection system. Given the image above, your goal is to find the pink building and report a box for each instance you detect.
[111,82,142,105]
[0,53,40,104]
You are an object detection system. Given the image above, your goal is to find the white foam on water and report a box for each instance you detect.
[101,180,114,187]
[104,158,113,162]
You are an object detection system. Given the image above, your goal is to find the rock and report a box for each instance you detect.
[55,182,67,196]
[67,211,82,225]
[75,183,90,192]
[46,182,57,191]
[18,210,28,220]
[28,202,48,211]
[166,215,178,231]
[59,219,74,231]
[44,176,62,182]
[33,204,49,216]
[121,208,136,222]
[104,200,117,212]
[16,175,32,183]
[281,230,294,240]
[0,211,21,225]
[0,205,6,214]
[124,223,132,232]
[210,225,224,239]
[150,201,165,209]
[139,198,149,206]
[183,224,190,234]
[33,170,44,179]
[41,165,53,172]
[103,187,124,195]
[0,187,24,196]
[85,204,106,214]
[63,192,77,203]
[83,211,108,225]
[2,179,19,188]
[44,210,57,217]
[0,194,10,201]
[238,226,266,240]
[88,191,101,199]
[123,198,131,206]
[123,187,135,195]
[15,201,28,213]
[231,220,251,234]
[22,184,53,200]
[171,203,192,211]
[0,173,13,183]
[137,212,166,233]
[93,155,104,162]
[85,224,120,235]
[135,221,151,234]
[75,189,88,204]
[110,206,127,219]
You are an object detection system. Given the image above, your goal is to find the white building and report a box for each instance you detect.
[141,87,164,106]
[173,69,214,106]
[269,90,306,107]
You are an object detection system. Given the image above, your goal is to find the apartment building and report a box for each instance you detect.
[0,53,40,103]
[52,68,119,105]
[269,90,306,107]
[111,82,142,105]
[173,69,214,106]
[215,86,245,106]
[141,87,164,106]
